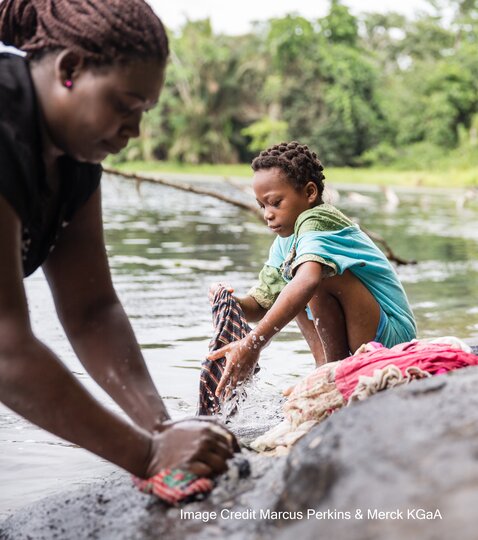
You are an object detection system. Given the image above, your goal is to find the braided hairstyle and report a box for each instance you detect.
[252,141,325,201]
[0,0,169,65]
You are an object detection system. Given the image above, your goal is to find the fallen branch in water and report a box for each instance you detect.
[103,167,414,266]
[358,225,413,265]
[103,167,262,219]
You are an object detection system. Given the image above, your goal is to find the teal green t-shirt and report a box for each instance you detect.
[249,204,417,346]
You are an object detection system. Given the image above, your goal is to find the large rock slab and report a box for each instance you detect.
[2,364,478,540]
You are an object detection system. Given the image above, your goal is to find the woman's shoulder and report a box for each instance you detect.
[0,52,38,153]
[294,203,354,235]
[0,52,31,117]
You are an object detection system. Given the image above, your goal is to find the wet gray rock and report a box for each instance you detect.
[3,358,478,540]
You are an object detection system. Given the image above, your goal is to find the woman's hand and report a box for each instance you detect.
[144,419,238,478]
[207,336,260,398]
[208,282,234,305]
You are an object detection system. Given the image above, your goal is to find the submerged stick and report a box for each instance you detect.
[103,167,414,265]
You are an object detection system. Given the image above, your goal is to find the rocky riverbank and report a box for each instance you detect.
[2,352,478,540]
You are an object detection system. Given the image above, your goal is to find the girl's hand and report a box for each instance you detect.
[207,337,260,398]
[208,282,234,305]
[144,419,238,478]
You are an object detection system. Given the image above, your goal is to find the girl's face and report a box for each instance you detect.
[253,167,318,237]
[46,57,165,163]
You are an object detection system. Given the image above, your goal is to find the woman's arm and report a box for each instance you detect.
[0,194,235,477]
[43,187,169,432]
[0,194,150,474]
[209,261,323,396]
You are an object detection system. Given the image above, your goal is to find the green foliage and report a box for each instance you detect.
[360,142,399,167]
[398,16,455,59]
[155,20,265,164]
[241,118,289,153]
[305,43,387,165]
[319,0,358,45]
[118,1,478,172]
[266,15,316,69]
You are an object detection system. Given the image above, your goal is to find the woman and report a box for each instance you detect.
[0,0,235,481]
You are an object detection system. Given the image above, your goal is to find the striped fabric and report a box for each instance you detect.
[133,468,214,505]
[198,286,252,415]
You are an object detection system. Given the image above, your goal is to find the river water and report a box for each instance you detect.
[1,175,478,519]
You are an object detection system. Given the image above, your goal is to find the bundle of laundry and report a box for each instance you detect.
[251,338,478,454]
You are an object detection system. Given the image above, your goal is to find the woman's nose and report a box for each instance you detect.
[120,111,141,139]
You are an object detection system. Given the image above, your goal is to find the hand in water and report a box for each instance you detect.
[207,336,260,398]
[208,282,234,305]
[144,419,238,478]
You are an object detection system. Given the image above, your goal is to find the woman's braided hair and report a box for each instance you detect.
[0,0,169,65]
[251,141,325,199]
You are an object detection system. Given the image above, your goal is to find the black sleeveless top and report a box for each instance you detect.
[0,53,102,277]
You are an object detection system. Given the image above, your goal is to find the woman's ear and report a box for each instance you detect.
[305,181,319,203]
[55,50,85,88]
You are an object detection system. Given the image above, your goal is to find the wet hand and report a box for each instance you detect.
[208,282,234,305]
[144,419,238,478]
[207,337,260,398]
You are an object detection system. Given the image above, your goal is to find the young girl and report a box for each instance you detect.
[208,141,416,399]
[0,0,235,482]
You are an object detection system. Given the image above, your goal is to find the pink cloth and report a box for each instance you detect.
[336,341,478,401]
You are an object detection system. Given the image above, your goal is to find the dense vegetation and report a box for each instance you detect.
[113,0,478,178]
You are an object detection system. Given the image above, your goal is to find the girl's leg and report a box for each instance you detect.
[295,309,326,367]
[308,269,381,362]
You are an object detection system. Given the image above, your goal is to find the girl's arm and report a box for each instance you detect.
[295,308,326,366]
[208,261,323,396]
[208,283,267,323]
[235,294,267,322]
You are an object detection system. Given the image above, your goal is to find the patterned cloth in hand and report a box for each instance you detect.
[133,468,214,505]
[198,286,252,415]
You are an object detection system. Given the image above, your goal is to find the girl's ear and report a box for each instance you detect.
[55,50,85,88]
[305,181,319,203]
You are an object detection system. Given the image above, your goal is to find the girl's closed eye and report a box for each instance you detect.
[271,199,282,208]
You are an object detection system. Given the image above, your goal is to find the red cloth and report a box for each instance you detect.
[336,341,478,401]
[132,468,214,505]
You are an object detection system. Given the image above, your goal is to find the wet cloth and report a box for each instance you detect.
[133,468,214,505]
[251,339,478,453]
[248,204,416,348]
[198,287,252,415]
[0,53,101,276]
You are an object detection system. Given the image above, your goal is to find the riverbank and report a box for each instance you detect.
[111,160,478,189]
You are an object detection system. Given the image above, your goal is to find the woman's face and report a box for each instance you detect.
[47,58,165,163]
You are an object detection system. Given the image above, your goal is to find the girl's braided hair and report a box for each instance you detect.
[0,0,169,65]
[252,141,325,199]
